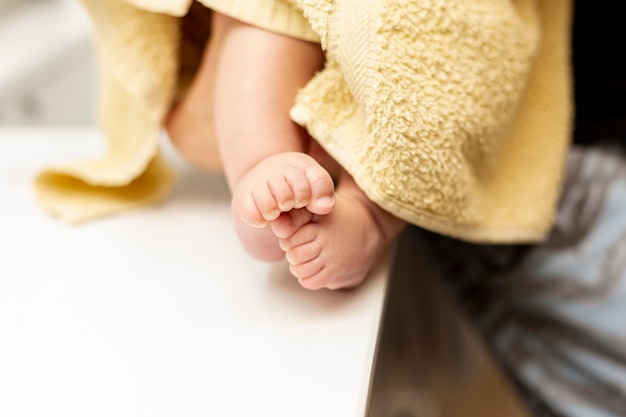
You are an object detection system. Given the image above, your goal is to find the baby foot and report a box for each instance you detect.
[232,152,336,229]
[271,192,386,290]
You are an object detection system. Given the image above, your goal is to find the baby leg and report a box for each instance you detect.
[166,5,224,172]
[211,12,326,261]
[272,173,407,290]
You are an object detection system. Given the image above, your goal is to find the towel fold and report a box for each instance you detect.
[35,0,179,222]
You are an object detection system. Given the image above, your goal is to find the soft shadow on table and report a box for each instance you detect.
[161,133,231,205]
[167,169,231,205]
[261,252,389,319]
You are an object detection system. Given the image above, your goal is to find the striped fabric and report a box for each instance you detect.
[422,146,626,417]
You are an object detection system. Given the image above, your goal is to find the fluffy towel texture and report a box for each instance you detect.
[291,0,573,242]
[35,0,573,243]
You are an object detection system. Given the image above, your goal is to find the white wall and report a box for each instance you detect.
[0,0,98,126]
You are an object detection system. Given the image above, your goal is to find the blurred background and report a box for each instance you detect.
[0,0,97,126]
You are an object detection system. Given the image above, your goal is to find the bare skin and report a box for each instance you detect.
[230,152,336,261]
[272,173,406,290]
[167,11,407,289]
[166,16,222,172]
[211,13,337,262]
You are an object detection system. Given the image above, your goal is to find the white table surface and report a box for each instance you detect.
[0,128,389,417]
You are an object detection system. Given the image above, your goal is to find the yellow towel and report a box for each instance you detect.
[35,0,179,222]
[292,0,573,242]
[36,0,573,243]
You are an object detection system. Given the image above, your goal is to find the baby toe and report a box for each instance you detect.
[283,167,313,209]
[278,223,319,251]
[237,193,267,228]
[271,209,314,240]
[251,182,281,222]
[267,174,295,212]
[289,259,324,282]
[304,164,335,215]
[296,266,331,291]
[284,239,322,266]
